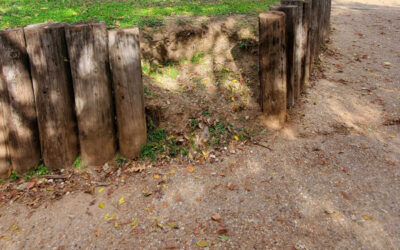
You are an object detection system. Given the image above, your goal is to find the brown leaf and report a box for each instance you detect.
[27,181,35,190]
[226,182,237,190]
[211,213,221,222]
[217,226,228,235]
[341,191,354,200]
[84,185,95,195]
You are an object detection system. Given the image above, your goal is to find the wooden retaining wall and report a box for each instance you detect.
[260,0,332,123]
[0,21,146,174]
[0,0,331,175]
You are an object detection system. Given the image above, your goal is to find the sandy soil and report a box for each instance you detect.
[1,0,399,249]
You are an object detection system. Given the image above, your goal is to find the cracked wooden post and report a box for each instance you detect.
[0,28,41,173]
[65,21,116,166]
[259,11,287,126]
[281,0,311,89]
[270,5,298,108]
[25,23,79,169]
[0,61,11,177]
[108,28,147,159]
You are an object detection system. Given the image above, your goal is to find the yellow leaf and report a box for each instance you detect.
[234,135,239,141]
[119,196,125,205]
[231,97,235,101]
[131,217,138,227]
[168,222,179,229]
[169,169,175,175]
[153,174,160,179]
[186,166,194,173]
[98,187,104,193]
[114,221,119,227]
[363,215,373,221]
[196,240,209,247]
[111,213,117,218]
[104,213,110,220]
[99,203,105,209]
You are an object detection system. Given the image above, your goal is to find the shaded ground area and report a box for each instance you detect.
[0,0,400,249]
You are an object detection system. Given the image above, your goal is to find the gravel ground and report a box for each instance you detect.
[0,0,399,249]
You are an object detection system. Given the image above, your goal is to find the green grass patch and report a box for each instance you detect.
[24,163,49,181]
[140,120,188,161]
[0,0,277,29]
[190,52,205,64]
[142,61,180,81]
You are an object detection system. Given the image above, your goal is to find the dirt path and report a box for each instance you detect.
[1,0,399,249]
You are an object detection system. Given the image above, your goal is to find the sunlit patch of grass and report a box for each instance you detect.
[0,0,277,29]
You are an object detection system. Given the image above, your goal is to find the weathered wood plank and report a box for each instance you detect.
[65,21,116,166]
[0,28,41,173]
[281,0,311,90]
[270,5,299,108]
[0,64,10,177]
[24,23,79,169]
[108,28,147,159]
[259,11,287,126]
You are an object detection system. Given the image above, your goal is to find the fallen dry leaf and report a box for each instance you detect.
[217,226,228,235]
[196,240,209,247]
[363,215,373,221]
[211,213,222,222]
[341,191,355,200]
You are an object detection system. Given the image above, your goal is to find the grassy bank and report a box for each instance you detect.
[0,0,276,29]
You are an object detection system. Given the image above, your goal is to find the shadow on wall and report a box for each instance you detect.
[0,29,41,176]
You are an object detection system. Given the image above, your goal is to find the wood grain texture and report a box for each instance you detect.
[108,28,147,159]
[0,62,11,177]
[24,23,79,169]
[269,5,298,108]
[65,21,116,166]
[0,28,41,173]
[259,11,287,125]
[281,0,310,90]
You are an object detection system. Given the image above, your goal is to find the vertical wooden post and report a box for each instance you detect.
[259,11,287,126]
[108,28,147,159]
[323,0,332,40]
[0,67,10,177]
[270,5,298,108]
[0,28,41,173]
[282,0,311,89]
[24,23,79,169]
[310,0,319,65]
[65,21,116,166]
